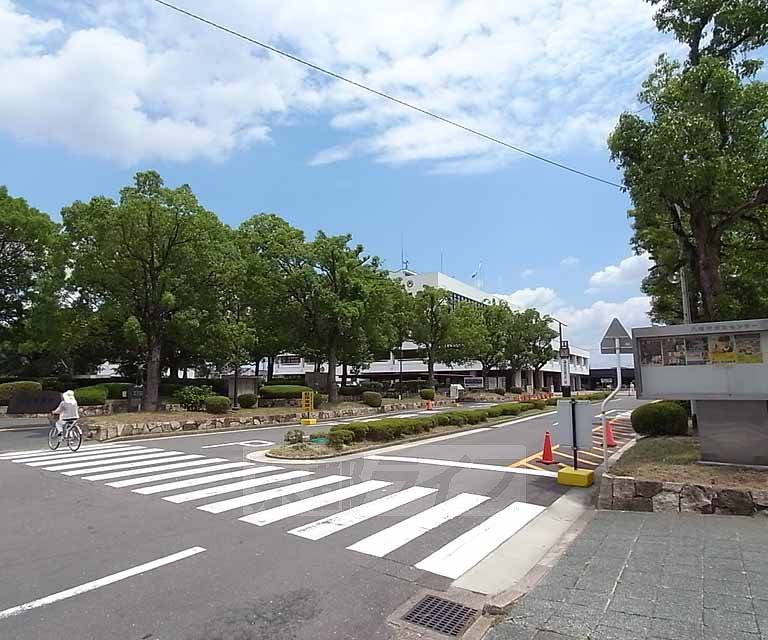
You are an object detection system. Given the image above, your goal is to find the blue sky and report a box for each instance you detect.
[1,0,676,363]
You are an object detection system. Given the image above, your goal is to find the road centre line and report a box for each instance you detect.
[365,455,558,478]
[0,546,206,621]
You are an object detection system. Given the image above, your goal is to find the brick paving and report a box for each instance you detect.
[486,511,768,640]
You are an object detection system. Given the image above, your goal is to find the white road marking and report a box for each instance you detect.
[240,480,391,526]
[414,501,546,578]
[200,440,273,449]
[165,470,314,504]
[66,455,204,477]
[347,493,489,558]
[198,475,348,514]
[81,453,219,480]
[0,546,206,621]
[133,466,281,495]
[13,446,142,464]
[289,486,438,540]
[104,461,250,486]
[0,444,128,460]
[41,451,185,472]
[366,455,558,478]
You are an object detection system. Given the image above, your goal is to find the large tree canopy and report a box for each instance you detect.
[609,0,768,322]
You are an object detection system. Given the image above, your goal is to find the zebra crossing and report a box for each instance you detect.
[0,443,545,581]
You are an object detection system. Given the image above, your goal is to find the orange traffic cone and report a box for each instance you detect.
[426,399,434,411]
[605,420,617,447]
[540,431,556,465]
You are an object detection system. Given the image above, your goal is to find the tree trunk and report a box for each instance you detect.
[143,334,161,412]
[267,355,275,381]
[427,352,435,388]
[327,344,338,403]
[692,215,723,321]
[482,365,490,390]
[341,362,348,388]
[182,367,189,380]
[505,369,513,391]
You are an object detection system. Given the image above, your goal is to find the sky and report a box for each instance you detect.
[0,0,681,366]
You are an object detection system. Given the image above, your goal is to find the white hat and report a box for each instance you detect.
[63,390,76,403]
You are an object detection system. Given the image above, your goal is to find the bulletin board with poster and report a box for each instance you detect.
[633,319,768,400]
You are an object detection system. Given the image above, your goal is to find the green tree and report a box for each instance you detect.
[504,309,557,388]
[609,0,768,322]
[62,171,234,410]
[411,287,456,388]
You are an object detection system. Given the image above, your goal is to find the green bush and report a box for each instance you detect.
[419,388,436,401]
[328,429,355,448]
[436,413,453,426]
[159,383,183,398]
[237,393,257,408]
[531,400,547,410]
[284,429,305,444]
[38,377,70,392]
[205,395,231,415]
[494,387,506,396]
[0,381,43,405]
[545,398,558,406]
[102,382,133,400]
[174,385,215,411]
[259,385,313,399]
[366,423,395,441]
[362,391,382,408]
[631,401,688,436]
[518,402,535,412]
[359,381,384,393]
[510,386,523,394]
[313,392,324,409]
[499,403,522,416]
[339,386,361,396]
[486,406,504,418]
[342,423,369,442]
[74,385,108,406]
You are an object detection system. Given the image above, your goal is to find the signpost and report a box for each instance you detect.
[300,391,316,426]
[555,399,592,470]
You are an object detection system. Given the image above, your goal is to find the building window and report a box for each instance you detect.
[277,355,301,365]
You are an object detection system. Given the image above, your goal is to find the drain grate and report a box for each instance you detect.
[402,595,479,637]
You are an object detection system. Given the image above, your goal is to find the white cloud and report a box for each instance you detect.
[560,256,580,267]
[521,268,535,279]
[587,253,653,292]
[496,287,560,313]
[0,0,672,166]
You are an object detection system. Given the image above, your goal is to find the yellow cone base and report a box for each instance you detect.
[557,466,594,487]
[300,418,317,426]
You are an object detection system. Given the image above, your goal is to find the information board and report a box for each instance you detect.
[634,319,768,400]
[301,391,314,412]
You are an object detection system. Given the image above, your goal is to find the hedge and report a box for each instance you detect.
[102,382,133,400]
[74,385,108,406]
[205,396,231,415]
[0,381,42,405]
[631,401,688,436]
[328,429,355,448]
[419,388,436,401]
[284,429,305,444]
[339,385,361,396]
[174,385,215,411]
[362,391,382,408]
[237,393,257,408]
[359,381,384,393]
[259,385,313,399]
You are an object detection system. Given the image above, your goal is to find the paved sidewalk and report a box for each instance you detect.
[487,511,768,640]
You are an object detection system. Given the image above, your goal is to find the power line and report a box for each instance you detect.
[151,0,624,189]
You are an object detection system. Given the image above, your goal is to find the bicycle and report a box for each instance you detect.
[48,419,83,452]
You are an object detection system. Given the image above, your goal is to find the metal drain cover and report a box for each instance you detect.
[402,595,479,637]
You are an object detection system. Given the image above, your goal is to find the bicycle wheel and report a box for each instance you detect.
[67,424,82,452]
[48,425,61,450]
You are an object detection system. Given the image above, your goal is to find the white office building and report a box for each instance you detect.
[234,270,589,393]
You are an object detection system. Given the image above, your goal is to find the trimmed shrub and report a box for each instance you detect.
[339,386,361,396]
[499,403,522,416]
[205,395,231,415]
[359,381,384,393]
[494,388,506,396]
[486,406,504,418]
[102,382,133,400]
[419,388,436,401]
[631,401,688,436]
[510,386,523,394]
[284,429,305,444]
[436,413,453,426]
[362,391,382,408]
[367,423,395,441]
[0,381,42,405]
[344,423,369,442]
[175,385,215,411]
[237,393,257,408]
[328,429,355,448]
[259,384,313,399]
[313,392,324,409]
[74,385,108,406]
[38,377,70,392]
[545,398,558,406]
[531,400,547,410]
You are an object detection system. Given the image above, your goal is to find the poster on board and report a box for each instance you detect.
[735,333,763,364]
[709,334,737,364]
[684,336,709,365]
[662,337,686,366]
[639,338,663,366]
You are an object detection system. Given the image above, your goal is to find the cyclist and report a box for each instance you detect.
[52,390,80,435]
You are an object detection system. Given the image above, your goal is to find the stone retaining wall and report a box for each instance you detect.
[598,473,768,516]
[88,399,452,442]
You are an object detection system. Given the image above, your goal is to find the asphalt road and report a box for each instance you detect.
[0,396,643,640]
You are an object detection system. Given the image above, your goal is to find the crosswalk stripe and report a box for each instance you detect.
[0,444,127,460]
[41,451,183,472]
[104,461,250,486]
[288,486,438,540]
[240,480,391,526]
[414,502,546,578]
[197,475,348,514]
[165,470,316,505]
[13,446,142,464]
[133,466,282,495]
[347,493,489,558]
[67,455,205,477]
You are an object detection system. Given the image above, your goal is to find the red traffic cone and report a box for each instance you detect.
[425,399,434,411]
[605,420,617,447]
[539,431,556,465]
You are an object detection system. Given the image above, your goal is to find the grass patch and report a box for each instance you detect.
[613,436,768,490]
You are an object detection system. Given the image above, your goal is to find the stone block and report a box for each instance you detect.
[661,482,684,493]
[613,496,653,512]
[652,490,680,512]
[681,485,715,514]
[597,477,614,509]
[635,480,663,498]
[613,476,636,501]
[751,490,768,509]
[715,489,755,516]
